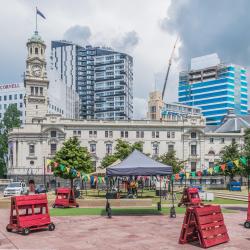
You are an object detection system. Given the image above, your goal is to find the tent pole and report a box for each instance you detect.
[158,176,162,211]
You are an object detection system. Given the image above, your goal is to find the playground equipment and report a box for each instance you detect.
[179,205,229,248]
[244,193,250,228]
[228,181,241,191]
[178,187,203,207]
[6,194,55,235]
[52,187,79,208]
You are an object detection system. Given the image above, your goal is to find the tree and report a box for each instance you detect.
[101,154,118,168]
[242,128,250,178]
[219,141,242,180]
[101,139,143,168]
[0,104,21,177]
[158,150,185,174]
[51,137,93,188]
[114,139,143,160]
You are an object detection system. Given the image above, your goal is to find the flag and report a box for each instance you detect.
[233,159,240,168]
[208,168,214,174]
[220,163,226,171]
[175,174,180,181]
[214,165,220,173]
[240,157,247,166]
[37,8,46,19]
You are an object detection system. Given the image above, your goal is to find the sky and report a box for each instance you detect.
[1,0,250,118]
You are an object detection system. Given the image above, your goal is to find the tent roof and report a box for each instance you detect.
[106,150,173,176]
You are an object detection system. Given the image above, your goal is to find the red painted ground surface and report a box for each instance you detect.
[0,209,249,249]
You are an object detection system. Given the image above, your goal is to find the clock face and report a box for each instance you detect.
[31,65,42,77]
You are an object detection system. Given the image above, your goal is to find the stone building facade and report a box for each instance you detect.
[7,113,245,183]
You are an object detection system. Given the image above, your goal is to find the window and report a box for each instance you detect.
[4,95,7,101]
[50,131,57,137]
[168,144,174,152]
[0,96,1,101]
[151,106,156,112]
[40,87,43,96]
[191,132,197,139]
[14,94,17,100]
[191,145,197,156]
[167,132,170,138]
[35,87,39,96]
[0,104,1,110]
[9,95,12,100]
[78,130,81,136]
[210,138,214,143]
[232,138,236,144]
[105,130,113,138]
[208,150,215,155]
[35,47,38,54]
[29,144,35,155]
[20,94,23,99]
[171,132,175,138]
[220,138,225,144]
[152,131,159,138]
[4,104,7,109]
[89,130,97,138]
[90,144,96,153]
[20,103,23,108]
[191,162,196,172]
[105,131,109,138]
[152,144,159,156]
[50,144,57,154]
[106,144,112,155]
[136,131,144,138]
[121,131,128,138]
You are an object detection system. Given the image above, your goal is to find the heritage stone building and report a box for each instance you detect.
[7,31,248,183]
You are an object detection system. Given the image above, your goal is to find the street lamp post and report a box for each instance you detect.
[43,156,46,187]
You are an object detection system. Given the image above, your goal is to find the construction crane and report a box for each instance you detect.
[161,37,179,100]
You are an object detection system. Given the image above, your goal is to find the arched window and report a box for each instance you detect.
[208,150,215,155]
[35,48,38,54]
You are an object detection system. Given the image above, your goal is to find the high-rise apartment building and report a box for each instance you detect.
[178,54,248,125]
[51,41,133,120]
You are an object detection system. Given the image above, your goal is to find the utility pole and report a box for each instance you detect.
[43,156,46,187]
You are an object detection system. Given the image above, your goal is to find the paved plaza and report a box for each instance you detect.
[0,208,250,250]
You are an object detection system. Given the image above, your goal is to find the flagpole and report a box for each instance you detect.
[35,7,37,32]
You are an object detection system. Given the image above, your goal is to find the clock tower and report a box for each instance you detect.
[24,31,49,123]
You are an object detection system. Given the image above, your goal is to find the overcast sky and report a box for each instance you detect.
[1,0,250,118]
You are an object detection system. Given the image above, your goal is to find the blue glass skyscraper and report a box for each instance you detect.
[178,54,248,125]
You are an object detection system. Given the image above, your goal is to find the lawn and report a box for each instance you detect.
[50,206,235,216]
[76,189,247,205]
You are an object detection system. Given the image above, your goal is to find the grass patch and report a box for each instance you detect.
[78,189,247,205]
[50,206,234,217]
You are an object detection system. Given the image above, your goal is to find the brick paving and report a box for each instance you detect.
[0,208,250,249]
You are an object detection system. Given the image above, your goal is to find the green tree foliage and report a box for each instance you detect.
[0,104,21,177]
[51,137,93,187]
[158,150,185,174]
[115,139,143,160]
[219,141,242,180]
[242,128,250,177]
[101,154,118,168]
[101,139,143,168]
